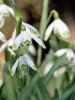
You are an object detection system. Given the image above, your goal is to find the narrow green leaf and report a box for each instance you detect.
[58,84,75,100]
[4,64,16,100]
[17,73,40,100]
[37,78,52,100]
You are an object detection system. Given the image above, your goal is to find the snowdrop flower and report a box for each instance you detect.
[0,29,16,56]
[55,48,75,61]
[0,4,15,28]
[11,55,37,76]
[12,23,46,50]
[44,19,70,42]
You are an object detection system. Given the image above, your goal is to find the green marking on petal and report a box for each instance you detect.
[24,40,32,46]
[20,64,27,69]
[3,11,9,17]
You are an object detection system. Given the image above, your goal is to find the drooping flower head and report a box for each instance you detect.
[12,22,46,50]
[11,55,37,76]
[44,19,71,42]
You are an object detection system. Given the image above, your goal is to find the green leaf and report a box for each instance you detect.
[17,71,51,100]
[37,78,52,100]
[58,84,75,100]
[17,73,40,100]
[4,64,16,100]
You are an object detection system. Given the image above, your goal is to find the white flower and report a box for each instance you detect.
[55,48,75,61]
[0,29,16,56]
[44,19,70,42]
[11,55,37,76]
[0,4,15,28]
[12,23,46,50]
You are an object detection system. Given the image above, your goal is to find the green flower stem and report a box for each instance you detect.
[46,10,59,27]
[37,0,48,67]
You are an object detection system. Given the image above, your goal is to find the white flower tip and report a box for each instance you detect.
[54,67,66,77]
[33,66,37,71]
[44,62,53,76]
[44,22,55,41]
[0,79,3,87]
[29,45,36,56]
[44,36,48,41]
[43,44,46,49]
[0,32,6,42]
[55,49,67,57]
[11,70,15,76]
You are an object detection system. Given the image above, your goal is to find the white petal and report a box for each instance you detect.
[24,55,37,70]
[0,32,6,42]
[22,22,39,36]
[19,56,26,66]
[0,15,4,28]
[12,33,22,50]
[30,33,46,49]
[54,19,70,42]
[0,4,15,17]
[0,42,7,53]
[11,58,19,76]
[44,21,55,41]
[66,49,75,60]
[0,4,8,14]
[11,28,16,39]
[22,31,32,45]
[7,39,14,47]
[44,62,53,75]
[54,67,66,77]
[29,45,36,56]
[55,49,67,57]
[55,48,75,60]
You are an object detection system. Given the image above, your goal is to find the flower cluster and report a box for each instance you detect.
[0,20,46,76]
